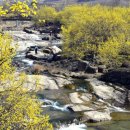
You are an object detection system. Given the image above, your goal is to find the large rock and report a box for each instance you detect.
[86,66,98,73]
[69,92,84,104]
[43,46,62,55]
[80,93,92,102]
[25,74,73,90]
[25,75,59,90]
[83,109,111,122]
[87,79,127,106]
[54,76,73,88]
[100,68,130,89]
[26,51,54,61]
[78,60,89,71]
[69,92,92,104]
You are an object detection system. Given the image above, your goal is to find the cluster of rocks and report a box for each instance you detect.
[23,24,62,41]
[52,59,107,74]
[26,45,62,61]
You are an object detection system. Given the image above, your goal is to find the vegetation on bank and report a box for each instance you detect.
[0,33,53,130]
[0,1,53,130]
[34,5,130,67]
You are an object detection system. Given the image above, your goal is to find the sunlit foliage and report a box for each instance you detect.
[59,5,130,66]
[9,0,37,17]
[34,6,57,25]
[0,34,53,129]
[0,6,8,16]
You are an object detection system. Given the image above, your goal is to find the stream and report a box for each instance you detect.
[12,31,130,130]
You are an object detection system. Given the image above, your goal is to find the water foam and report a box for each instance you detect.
[57,123,87,130]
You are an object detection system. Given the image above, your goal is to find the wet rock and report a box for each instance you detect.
[83,109,111,122]
[86,66,98,73]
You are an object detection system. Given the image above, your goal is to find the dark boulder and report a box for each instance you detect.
[42,37,49,41]
[78,60,89,71]
[86,66,98,73]
[100,68,130,89]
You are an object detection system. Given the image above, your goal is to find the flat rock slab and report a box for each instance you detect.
[69,92,84,104]
[84,110,111,122]
[25,75,59,90]
[88,79,114,100]
[25,74,73,90]
[80,93,93,102]
[26,51,53,60]
[86,79,127,106]
[69,92,93,104]
[54,77,73,88]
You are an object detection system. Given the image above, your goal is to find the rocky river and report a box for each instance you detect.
[7,29,130,130]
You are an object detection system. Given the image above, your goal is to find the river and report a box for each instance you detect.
[12,31,130,130]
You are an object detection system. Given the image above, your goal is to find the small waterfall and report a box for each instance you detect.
[22,59,34,66]
[14,52,34,69]
[15,53,26,58]
[41,99,74,112]
[76,87,87,92]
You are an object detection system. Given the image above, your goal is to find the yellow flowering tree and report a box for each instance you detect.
[0,6,8,16]
[34,6,57,25]
[60,5,130,66]
[0,34,53,130]
[9,0,37,18]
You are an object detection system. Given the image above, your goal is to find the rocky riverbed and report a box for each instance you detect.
[7,27,130,130]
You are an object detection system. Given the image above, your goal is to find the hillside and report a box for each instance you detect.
[0,0,129,6]
[41,0,130,6]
